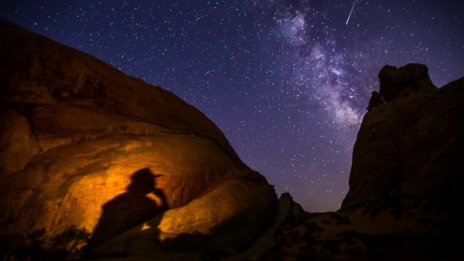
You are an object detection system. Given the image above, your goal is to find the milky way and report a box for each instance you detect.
[1,0,463,211]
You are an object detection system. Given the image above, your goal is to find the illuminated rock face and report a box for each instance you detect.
[0,19,276,253]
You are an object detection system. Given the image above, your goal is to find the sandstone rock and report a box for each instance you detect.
[378,63,437,102]
[0,19,239,163]
[0,109,40,175]
[0,19,277,255]
[228,193,306,260]
[342,64,464,209]
[92,170,276,256]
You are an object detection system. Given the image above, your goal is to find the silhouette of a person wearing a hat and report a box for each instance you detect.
[90,168,167,246]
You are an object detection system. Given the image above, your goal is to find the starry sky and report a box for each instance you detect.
[1,0,463,211]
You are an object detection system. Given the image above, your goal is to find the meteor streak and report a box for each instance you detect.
[346,0,358,25]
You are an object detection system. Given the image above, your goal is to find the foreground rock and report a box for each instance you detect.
[0,19,276,258]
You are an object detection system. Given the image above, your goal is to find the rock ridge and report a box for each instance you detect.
[343,63,464,209]
[0,18,277,257]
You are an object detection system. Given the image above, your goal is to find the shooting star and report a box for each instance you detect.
[346,0,358,25]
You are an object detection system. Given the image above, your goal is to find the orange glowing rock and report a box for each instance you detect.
[0,19,276,255]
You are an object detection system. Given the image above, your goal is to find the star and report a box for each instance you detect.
[1,0,463,211]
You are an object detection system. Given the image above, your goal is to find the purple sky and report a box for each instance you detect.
[2,0,463,211]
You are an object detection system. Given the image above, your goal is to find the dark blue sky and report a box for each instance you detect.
[1,0,463,211]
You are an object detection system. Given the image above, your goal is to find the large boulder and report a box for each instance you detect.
[0,19,277,255]
[342,63,464,209]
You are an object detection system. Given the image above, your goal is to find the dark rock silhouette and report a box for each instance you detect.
[378,63,437,102]
[366,91,383,111]
[343,63,463,209]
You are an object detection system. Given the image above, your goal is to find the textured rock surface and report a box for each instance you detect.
[0,19,276,255]
[342,63,464,209]
[93,170,276,256]
[0,109,40,174]
[238,194,463,260]
[2,17,463,260]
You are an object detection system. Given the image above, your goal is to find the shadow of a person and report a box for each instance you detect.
[90,168,167,247]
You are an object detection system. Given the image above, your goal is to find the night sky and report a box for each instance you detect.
[1,0,463,211]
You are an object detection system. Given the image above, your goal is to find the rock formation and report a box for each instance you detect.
[235,64,464,260]
[342,63,464,209]
[0,19,277,257]
[2,17,463,260]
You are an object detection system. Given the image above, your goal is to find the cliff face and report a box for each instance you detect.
[0,19,276,256]
[235,64,464,260]
[342,64,464,209]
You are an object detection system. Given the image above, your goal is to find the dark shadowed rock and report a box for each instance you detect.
[224,193,306,260]
[378,63,437,102]
[0,19,277,257]
[342,63,464,209]
[366,91,383,111]
[233,65,464,261]
[0,109,40,174]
